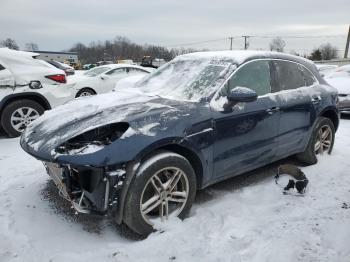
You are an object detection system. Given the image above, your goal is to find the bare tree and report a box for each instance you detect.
[269,37,286,52]
[319,43,338,60]
[0,38,19,50]
[25,42,39,51]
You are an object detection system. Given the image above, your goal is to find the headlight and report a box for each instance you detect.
[54,122,129,155]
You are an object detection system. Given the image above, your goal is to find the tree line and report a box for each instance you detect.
[0,36,340,63]
[68,36,200,64]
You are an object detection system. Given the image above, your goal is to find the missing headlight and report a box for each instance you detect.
[56,122,129,155]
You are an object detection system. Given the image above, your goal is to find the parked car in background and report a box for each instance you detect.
[326,76,350,114]
[0,48,75,137]
[82,64,97,70]
[323,64,350,78]
[315,64,338,77]
[113,70,155,92]
[47,60,75,75]
[21,51,339,236]
[67,64,153,97]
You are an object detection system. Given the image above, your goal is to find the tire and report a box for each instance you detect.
[1,99,45,137]
[123,151,197,236]
[76,88,96,97]
[296,117,335,165]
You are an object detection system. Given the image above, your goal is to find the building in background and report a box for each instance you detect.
[35,51,78,64]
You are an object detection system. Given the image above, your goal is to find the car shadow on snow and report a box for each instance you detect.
[195,157,301,204]
[40,156,303,240]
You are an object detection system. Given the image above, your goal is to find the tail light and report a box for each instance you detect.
[45,74,67,83]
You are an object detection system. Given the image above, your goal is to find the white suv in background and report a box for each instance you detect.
[0,48,75,137]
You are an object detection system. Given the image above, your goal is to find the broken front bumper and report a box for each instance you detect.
[43,162,126,215]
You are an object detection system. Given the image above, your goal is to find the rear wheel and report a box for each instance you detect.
[123,152,196,236]
[1,99,44,137]
[296,117,335,165]
[76,88,96,97]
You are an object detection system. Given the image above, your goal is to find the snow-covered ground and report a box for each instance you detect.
[1,119,350,262]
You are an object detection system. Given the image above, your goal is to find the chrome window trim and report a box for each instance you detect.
[210,58,319,104]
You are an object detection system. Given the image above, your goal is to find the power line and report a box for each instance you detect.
[166,34,347,48]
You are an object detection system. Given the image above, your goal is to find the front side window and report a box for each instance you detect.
[84,66,111,77]
[219,60,271,97]
[105,68,127,76]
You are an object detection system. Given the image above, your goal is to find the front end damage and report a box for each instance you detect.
[44,161,128,216]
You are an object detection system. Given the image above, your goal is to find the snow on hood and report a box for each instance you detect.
[326,77,350,95]
[22,90,176,153]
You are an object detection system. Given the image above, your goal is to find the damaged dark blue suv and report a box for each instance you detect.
[21,51,339,236]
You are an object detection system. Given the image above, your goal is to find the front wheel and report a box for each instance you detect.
[76,88,96,97]
[296,117,335,165]
[123,152,196,236]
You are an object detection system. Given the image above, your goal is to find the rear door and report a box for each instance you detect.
[271,60,318,158]
[0,62,15,88]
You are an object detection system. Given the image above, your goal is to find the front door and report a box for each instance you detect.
[211,60,280,180]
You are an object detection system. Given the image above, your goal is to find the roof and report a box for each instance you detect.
[178,50,314,67]
[0,48,39,59]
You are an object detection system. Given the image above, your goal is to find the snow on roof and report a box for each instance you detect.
[0,48,63,85]
[0,48,39,59]
[177,50,314,66]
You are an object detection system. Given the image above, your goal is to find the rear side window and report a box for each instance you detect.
[220,60,271,97]
[273,60,317,90]
[301,67,317,86]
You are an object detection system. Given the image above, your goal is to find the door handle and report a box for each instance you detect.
[266,107,280,114]
[311,96,322,104]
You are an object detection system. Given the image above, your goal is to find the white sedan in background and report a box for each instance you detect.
[67,64,154,97]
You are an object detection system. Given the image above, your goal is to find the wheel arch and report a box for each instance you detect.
[0,92,51,117]
[320,107,339,131]
[115,140,207,225]
[76,87,96,97]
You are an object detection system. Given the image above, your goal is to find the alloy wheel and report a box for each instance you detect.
[140,167,189,225]
[314,125,333,155]
[79,91,93,97]
[10,107,40,132]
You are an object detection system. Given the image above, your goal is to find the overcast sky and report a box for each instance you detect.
[1,0,349,56]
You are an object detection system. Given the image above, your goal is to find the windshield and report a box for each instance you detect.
[136,57,236,101]
[84,66,111,77]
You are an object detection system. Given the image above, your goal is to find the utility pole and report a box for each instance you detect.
[229,37,233,50]
[345,25,350,58]
[242,36,250,50]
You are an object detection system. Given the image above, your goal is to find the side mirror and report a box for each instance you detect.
[227,86,258,103]
[222,87,258,113]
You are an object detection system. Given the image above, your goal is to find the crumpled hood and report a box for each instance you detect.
[21,89,192,159]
